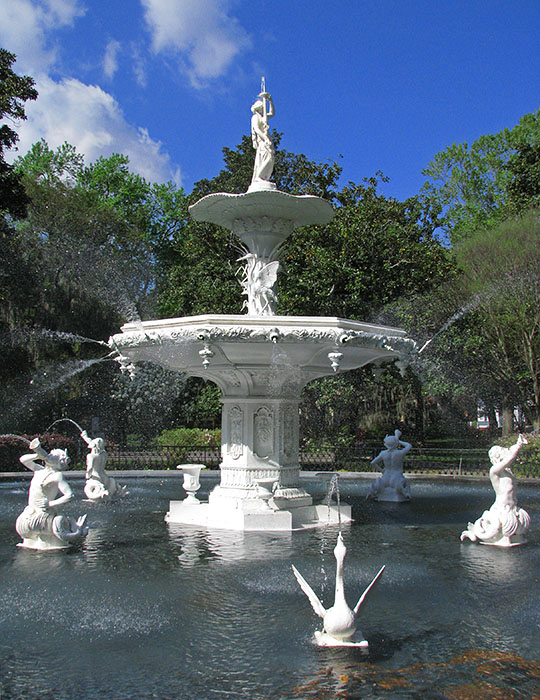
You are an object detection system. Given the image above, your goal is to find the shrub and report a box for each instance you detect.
[155,427,221,447]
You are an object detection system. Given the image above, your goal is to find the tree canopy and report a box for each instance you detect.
[158,136,452,323]
[0,49,37,218]
[422,108,540,244]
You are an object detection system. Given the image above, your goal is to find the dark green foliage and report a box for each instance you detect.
[0,49,37,218]
[393,210,540,434]
[506,141,540,213]
[280,174,451,319]
[0,432,80,472]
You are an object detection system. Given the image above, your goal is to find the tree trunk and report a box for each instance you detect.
[486,405,499,435]
[501,405,514,436]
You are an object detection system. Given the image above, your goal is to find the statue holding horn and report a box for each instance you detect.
[249,77,276,190]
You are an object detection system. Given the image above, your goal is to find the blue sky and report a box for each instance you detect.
[2,0,540,201]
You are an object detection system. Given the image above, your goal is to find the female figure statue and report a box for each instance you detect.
[461,434,530,546]
[249,80,275,190]
[16,438,88,550]
[367,429,412,502]
[81,430,127,500]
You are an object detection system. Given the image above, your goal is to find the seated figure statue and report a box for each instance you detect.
[81,430,127,501]
[461,434,530,547]
[16,438,88,550]
[367,429,412,502]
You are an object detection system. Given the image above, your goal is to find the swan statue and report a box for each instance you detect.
[292,532,385,647]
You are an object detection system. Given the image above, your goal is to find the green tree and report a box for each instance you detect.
[402,211,540,434]
[1,141,189,432]
[280,174,450,319]
[506,141,540,214]
[421,108,540,243]
[0,49,37,218]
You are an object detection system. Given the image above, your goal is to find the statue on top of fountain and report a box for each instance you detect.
[81,430,128,501]
[461,433,530,547]
[367,429,412,502]
[16,438,88,550]
[249,78,275,192]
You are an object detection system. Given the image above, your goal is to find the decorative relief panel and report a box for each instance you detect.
[281,404,295,459]
[228,405,244,460]
[253,406,274,459]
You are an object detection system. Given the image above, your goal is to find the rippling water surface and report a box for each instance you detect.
[1,476,540,699]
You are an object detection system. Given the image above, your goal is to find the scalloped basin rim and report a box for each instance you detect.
[119,314,409,338]
[188,189,334,228]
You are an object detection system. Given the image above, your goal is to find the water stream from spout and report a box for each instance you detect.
[5,328,110,349]
[0,434,30,445]
[418,295,482,355]
[45,418,84,434]
[327,473,342,532]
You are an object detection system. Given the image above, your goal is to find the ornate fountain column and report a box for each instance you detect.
[214,392,309,508]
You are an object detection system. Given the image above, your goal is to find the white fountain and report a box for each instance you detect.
[109,80,415,531]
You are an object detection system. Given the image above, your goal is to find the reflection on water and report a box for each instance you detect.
[0,476,540,699]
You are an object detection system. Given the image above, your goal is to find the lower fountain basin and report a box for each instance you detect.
[1,475,539,699]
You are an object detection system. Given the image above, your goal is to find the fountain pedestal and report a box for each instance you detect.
[164,379,353,530]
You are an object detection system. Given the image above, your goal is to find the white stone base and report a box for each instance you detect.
[313,631,369,648]
[481,535,528,547]
[460,532,528,547]
[165,498,352,532]
[17,538,71,551]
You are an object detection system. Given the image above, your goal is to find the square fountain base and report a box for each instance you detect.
[165,500,352,532]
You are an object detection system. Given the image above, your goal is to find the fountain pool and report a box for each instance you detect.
[1,474,540,699]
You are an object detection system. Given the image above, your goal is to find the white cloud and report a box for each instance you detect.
[10,76,181,186]
[130,43,148,88]
[0,0,85,74]
[0,0,182,186]
[103,39,121,80]
[141,0,251,86]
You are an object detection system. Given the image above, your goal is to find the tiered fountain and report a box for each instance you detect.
[109,81,415,531]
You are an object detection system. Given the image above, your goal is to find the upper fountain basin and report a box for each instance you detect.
[189,190,334,258]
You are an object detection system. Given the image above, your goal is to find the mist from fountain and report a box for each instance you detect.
[0,434,30,445]
[0,356,115,433]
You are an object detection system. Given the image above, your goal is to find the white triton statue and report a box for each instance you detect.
[367,429,412,502]
[249,77,275,190]
[461,433,530,547]
[16,438,88,550]
[81,430,128,501]
[292,532,385,647]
